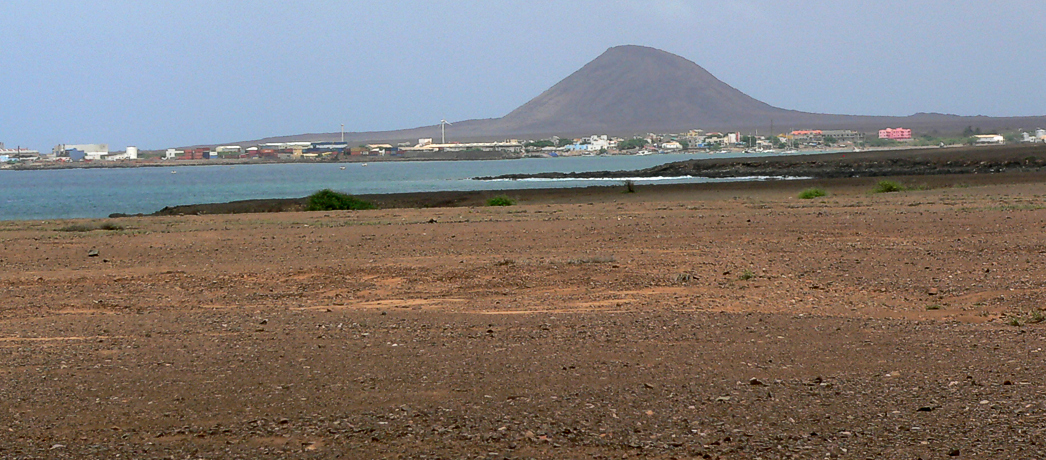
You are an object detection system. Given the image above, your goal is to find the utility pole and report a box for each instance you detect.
[341,124,345,143]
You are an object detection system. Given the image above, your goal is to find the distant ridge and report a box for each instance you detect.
[225,46,1046,146]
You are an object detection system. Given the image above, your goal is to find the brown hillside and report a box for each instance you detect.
[226,46,1046,146]
[497,45,798,132]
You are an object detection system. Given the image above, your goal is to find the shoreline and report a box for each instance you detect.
[1,144,934,171]
[124,144,1046,218]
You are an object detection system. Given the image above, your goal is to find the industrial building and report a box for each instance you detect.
[107,147,138,160]
[55,144,109,161]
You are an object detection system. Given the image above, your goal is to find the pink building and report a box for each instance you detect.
[878,128,912,140]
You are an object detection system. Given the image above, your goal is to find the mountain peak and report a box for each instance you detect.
[498,45,790,134]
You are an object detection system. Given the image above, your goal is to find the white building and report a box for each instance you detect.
[215,145,243,154]
[565,135,611,152]
[62,143,109,160]
[107,146,138,160]
[974,135,1005,145]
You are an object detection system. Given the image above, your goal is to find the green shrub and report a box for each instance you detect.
[738,269,755,281]
[1028,310,1045,324]
[486,195,516,206]
[798,188,827,199]
[57,224,95,232]
[99,222,124,231]
[873,180,905,194]
[306,189,375,211]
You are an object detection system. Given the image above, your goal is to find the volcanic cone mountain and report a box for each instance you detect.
[235,45,1045,146]
[496,45,798,133]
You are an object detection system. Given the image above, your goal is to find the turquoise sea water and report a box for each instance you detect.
[0,152,806,221]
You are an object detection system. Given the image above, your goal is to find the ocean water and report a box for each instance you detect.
[0,152,804,221]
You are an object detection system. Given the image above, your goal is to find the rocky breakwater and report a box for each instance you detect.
[475,144,1046,181]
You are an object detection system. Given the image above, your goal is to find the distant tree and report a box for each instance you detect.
[556,138,573,148]
[617,138,646,150]
[824,135,837,146]
[791,140,801,149]
[963,126,975,137]
[525,140,555,149]
[679,140,690,150]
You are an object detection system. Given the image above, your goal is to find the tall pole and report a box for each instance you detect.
[341,124,345,143]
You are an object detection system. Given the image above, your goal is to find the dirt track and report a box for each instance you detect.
[2,171,1046,459]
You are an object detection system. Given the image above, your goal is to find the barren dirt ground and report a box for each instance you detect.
[2,175,1046,459]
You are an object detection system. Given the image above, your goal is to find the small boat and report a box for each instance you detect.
[170,170,177,174]
[339,166,346,170]
[361,163,368,167]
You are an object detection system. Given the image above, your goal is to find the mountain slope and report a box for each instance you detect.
[498,45,798,133]
[224,46,1046,146]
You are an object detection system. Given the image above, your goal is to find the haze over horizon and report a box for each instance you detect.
[3,0,1045,151]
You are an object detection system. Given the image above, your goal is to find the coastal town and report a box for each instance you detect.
[2,127,1043,167]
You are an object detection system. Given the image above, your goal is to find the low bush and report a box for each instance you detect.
[873,180,905,193]
[1028,310,1045,324]
[58,222,124,232]
[98,222,124,231]
[486,195,516,206]
[57,224,95,232]
[798,188,827,199]
[306,189,375,211]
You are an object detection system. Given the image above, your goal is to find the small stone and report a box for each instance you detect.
[928,288,939,296]
[87,249,99,257]
[948,448,960,456]
[749,378,765,386]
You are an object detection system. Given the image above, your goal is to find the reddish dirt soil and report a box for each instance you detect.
[2,171,1046,459]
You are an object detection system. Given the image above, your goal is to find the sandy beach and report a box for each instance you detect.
[2,148,1046,458]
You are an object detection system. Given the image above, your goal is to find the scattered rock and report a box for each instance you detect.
[87,249,99,257]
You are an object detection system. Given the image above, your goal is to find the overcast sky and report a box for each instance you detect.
[2,0,1044,151]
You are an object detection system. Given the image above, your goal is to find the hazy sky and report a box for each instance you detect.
[2,0,1044,151]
